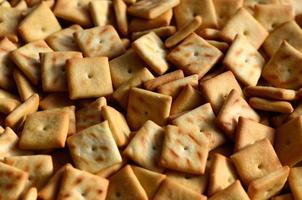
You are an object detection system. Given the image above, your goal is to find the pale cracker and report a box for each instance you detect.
[13,69,36,102]
[23,187,37,200]
[113,0,128,37]
[207,40,229,52]
[96,157,127,178]
[197,28,221,40]
[244,86,297,101]
[244,0,279,14]
[0,88,19,101]
[0,6,23,42]
[131,26,176,40]
[288,167,302,200]
[39,93,75,110]
[208,180,250,200]
[89,0,115,26]
[272,194,294,200]
[0,98,20,114]
[249,97,294,114]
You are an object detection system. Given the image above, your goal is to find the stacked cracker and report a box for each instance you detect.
[1,0,302,199]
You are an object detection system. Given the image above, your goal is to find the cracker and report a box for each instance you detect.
[127,88,172,130]
[23,187,37,200]
[249,97,294,114]
[10,40,53,85]
[0,125,4,133]
[123,120,165,172]
[45,25,82,51]
[131,26,176,40]
[66,57,113,100]
[127,0,179,19]
[288,167,302,200]
[0,88,19,101]
[220,8,269,49]
[174,0,217,29]
[208,180,250,200]
[153,179,207,200]
[18,3,61,42]
[101,105,131,147]
[217,89,260,138]
[223,34,265,86]
[4,155,53,190]
[200,71,243,113]
[53,0,92,27]
[132,165,166,199]
[244,86,297,101]
[89,0,115,26]
[159,125,209,174]
[5,93,39,130]
[0,162,28,200]
[197,28,221,40]
[207,40,229,52]
[0,7,23,42]
[168,33,222,78]
[248,166,290,200]
[288,102,302,121]
[231,139,282,186]
[67,121,122,173]
[244,0,279,14]
[75,25,125,58]
[132,32,169,75]
[39,93,74,110]
[113,0,128,37]
[262,41,302,89]
[263,21,302,57]
[235,117,275,151]
[0,97,20,114]
[109,49,146,89]
[272,194,294,200]
[96,157,127,178]
[13,69,36,102]
[121,38,130,49]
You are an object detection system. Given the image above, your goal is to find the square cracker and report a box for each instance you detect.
[13,69,36,102]
[48,106,76,136]
[220,8,268,49]
[113,0,128,37]
[248,97,294,114]
[0,7,23,43]
[244,86,297,101]
[41,51,83,92]
[10,40,53,85]
[159,125,209,175]
[127,88,172,130]
[45,25,82,51]
[18,3,61,42]
[57,165,109,200]
[127,0,180,19]
[272,194,294,200]
[0,98,20,115]
[248,166,290,200]
[90,0,115,27]
[288,167,302,200]
[223,34,265,86]
[39,93,75,110]
[217,89,260,138]
[75,25,125,59]
[231,139,282,186]
[168,33,222,79]
[67,121,122,173]
[66,57,113,100]
[19,109,69,150]
[263,21,302,57]
[53,0,92,27]
[132,32,169,75]
[172,103,225,150]
[208,180,250,200]
[200,71,243,113]
[123,120,165,172]
[262,41,302,90]
[131,25,176,40]
[0,162,28,200]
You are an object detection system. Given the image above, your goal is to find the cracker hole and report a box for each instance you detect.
[99,40,104,44]
[61,68,65,73]
[91,146,97,151]
[185,176,191,179]
[244,58,249,63]
[243,30,249,36]
[184,146,189,151]
[77,2,82,7]
[81,192,86,197]
[194,52,199,56]
[152,146,156,150]
[144,111,148,116]
[87,73,93,79]
[127,69,132,74]
[227,177,233,183]
[116,192,121,197]
[0,19,2,23]
[41,27,46,32]
[257,163,263,170]
[271,23,277,29]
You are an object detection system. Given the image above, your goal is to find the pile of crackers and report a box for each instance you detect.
[1,0,302,199]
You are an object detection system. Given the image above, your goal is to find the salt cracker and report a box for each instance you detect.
[109,49,146,89]
[53,0,92,27]
[0,6,23,42]
[96,156,127,178]
[220,8,268,49]
[90,0,115,26]
[75,25,125,58]
[254,4,294,32]
[288,102,302,121]
[249,97,294,113]
[101,105,131,147]
[200,71,243,113]
[0,125,4,133]
[45,25,82,51]
[248,166,290,200]
[10,40,53,85]
[127,0,179,19]
[157,74,198,98]
[263,21,302,57]
[39,93,75,110]
[132,165,166,199]
[168,33,222,78]
[66,57,113,99]
[4,155,53,190]
[13,69,36,102]
[174,0,217,30]
[213,0,243,29]
[0,88,19,100]
[67,121,122,173]
[127,88,172,130]
[0,98,20,114]
[123,120,165,172]
[121,38,130,49]
[132,32,169,75]
[288,167,302,200]
[5,93,39,130]
[113,0,128,37]
[231,139,282,186]
[275,116,302,166]
[106,165,148,200]
[23,187,37,200]
[244,0,279,14]
[159,125,209,174]
[208,180,250,200]
[207,40,229,52]
[153,179,207,200]
[0,162,28,200]
[129,10,172,33]
[244,86,297,101]
[235,117,275,151]
[198,28,221,40]
[0,37,17,91]
[262,42,302,89]
[131,26,176,40]
[272,194,294,200]
[223,34,265,86]
[217,89,260,138]
[172,103,225,150]
[18,3,61,42]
